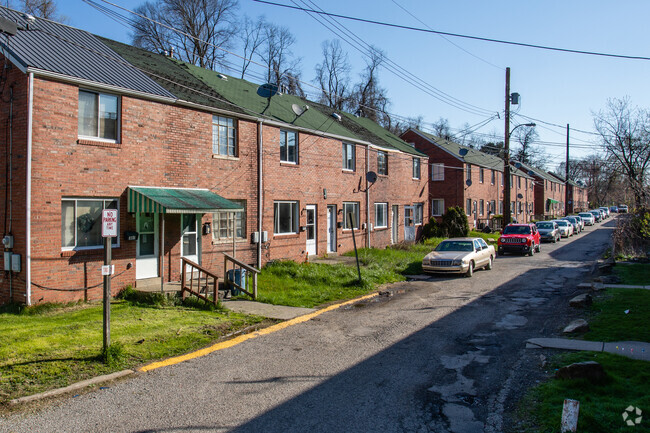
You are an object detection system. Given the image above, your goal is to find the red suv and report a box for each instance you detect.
[498,223,541,256]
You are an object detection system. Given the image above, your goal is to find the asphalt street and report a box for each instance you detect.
[0,218,616,433]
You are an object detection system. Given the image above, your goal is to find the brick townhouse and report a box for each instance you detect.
[400,129,534,229]
[0,9,427,305]
[513,161,567,220]
[548,173,589,214]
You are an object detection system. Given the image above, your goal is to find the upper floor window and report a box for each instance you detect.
[479,168,484,183]
[62,198,119,250]
[377,151,388,175]
[491,170,496,185]
[280,130,298,163]
[431,163,444,181]
[78,90,119,141]
[466,164,472,181]
[212,115,237,156]
[412,158,421,179]
[342,143,355,171]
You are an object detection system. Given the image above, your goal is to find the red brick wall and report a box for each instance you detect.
[1,70,427,305]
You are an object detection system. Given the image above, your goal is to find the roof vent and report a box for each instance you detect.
[218,73,228,81]
[332,113,342,122]
[23,13,35,30]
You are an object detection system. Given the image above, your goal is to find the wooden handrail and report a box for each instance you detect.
[222,253,260,300]
[181,257,219,306]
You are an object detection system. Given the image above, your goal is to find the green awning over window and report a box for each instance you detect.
[547,198,560,204]
[127,186,243,214]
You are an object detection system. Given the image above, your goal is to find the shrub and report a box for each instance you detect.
[442,206,470,238]
[613,207,650,258]
[421,216,446,239]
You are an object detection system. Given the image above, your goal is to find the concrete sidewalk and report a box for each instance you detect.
[578,282,650,290]
[221,299,316,320]
[526,338,650,361]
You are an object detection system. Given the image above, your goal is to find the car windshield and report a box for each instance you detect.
[556,220,568,226]
[435,241,474,252]
[503,226,531,235]
[537,222,553,229]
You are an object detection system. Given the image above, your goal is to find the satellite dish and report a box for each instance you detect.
[291,104,309,117]
[366,171,378,184]
[517,193,523,199]
[528,170,535,176]
[459,148,469,157]
[466,179,472,187]
[257,83,279,98]
[514,162,522,169]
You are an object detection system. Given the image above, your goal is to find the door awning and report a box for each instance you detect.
[127,186,243,214]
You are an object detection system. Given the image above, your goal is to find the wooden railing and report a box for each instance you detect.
[223,253,260,300]
[181,257,219,306]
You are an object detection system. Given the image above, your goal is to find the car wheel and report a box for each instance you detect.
[536,242,541,253]
[486,256,493,270]
[528,245,535,256]
[465,261,474,277]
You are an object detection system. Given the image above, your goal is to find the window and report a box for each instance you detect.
[280,130,298,163]
[343,202,360,229]
[342,143,355,171]
[432,199,444,216]
[412,158,421,179]
[414,203,423,225]
[274,201,299,234]
[78,90,119,141]
[466,164,472,181]
[62,198,119,250]
[479,168,484,183]
[489,200,496,215]
[479,199,484,216]
[431,163,444,181]
[491,170,495,185]
[213,200,246,241]
[212,115,237,156]
[375,203,388,228]
[377,151,388,175]
[466,198,472,215]
[518,201,523,214]
[518,176,522,188]
[499,200,503,214]
[501,172,504,186]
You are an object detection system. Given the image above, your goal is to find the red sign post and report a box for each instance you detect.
[101,209,118,354]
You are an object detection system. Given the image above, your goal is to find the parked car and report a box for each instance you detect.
[422,237,495,277]
[536,221,561,243]
[562,216,581,234]
[619,204,628,213]
[579,212,595,226]
[599,207,610,217]
[498,223,541,256]
[571,215,585,231]
[590,210,602,223]
[554,219,574,237]
[609,206,618,213]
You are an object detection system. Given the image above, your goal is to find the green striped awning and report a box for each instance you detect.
[547,198,560,204]
[127,186,243,214]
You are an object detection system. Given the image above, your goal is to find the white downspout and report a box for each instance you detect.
[26,72,33,305]
[257,120,263,269]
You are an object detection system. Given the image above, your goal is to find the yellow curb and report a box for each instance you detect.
[139,292,379,372]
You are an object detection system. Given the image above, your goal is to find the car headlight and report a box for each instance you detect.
[452,259,462,266]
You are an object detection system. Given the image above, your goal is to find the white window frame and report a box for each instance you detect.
[479,168,484,184]
[78,90,120,142]
[61,198,120,251]
[432,199,444,216]
[280,130,298,163]
[273,201,299,235]
[342,142,355,171]
[212,115,237,157]
[466,164,472,181]
[431,163,444,181]
[491,170,495,185]
[374,202,388,228]
[212,200,246,242]
[414,202,424,225]
[377,151,388,176]
[466,198,472,216]
[412,158,421,179]
[343,202,360,229]
[479,199,484,216]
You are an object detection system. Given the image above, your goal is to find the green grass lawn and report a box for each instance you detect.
[520,265,650,432]
[0,300,266,403]
[613,262,650,285]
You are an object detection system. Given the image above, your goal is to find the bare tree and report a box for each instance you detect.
[387,115,423,136]
[347,47,390,127]
[315,39,351,110]
[431,117,452,140]
[258,23,300,89]
[593,97,650,208]
[239,15,266,79]
[512,125,548,169]
[15,0,67,22]
[132,0,239,70]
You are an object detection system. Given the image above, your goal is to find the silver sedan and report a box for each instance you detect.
[423,237,495,277]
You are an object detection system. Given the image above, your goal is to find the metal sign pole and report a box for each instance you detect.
[348,212,362,283]
[103,236,111,352]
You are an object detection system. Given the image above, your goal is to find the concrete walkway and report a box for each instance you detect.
[526,338,650,361]
[578,282,650,290]
[222,299,316,320]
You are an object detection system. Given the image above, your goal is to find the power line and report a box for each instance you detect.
[253,0,650,62]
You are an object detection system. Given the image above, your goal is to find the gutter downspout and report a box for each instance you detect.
[26,72,33,305]
[257,120,263,269]
[365,145,370,248]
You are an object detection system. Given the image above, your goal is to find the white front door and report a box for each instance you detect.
[404,205,415,242]
[136,212,159,279]
[181,214,200,270]
[327,205,337,253]
[306,204,317,256]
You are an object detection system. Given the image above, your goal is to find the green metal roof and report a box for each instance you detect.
[127,186,243,214]
[415,130,504,170]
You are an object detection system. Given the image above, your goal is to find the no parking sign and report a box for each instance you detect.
[101,209,118,238]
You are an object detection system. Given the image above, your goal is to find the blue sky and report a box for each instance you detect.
[44,0,650,170]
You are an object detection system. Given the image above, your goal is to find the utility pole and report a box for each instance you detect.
[503,67,511,226]
[565,124,570,216]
